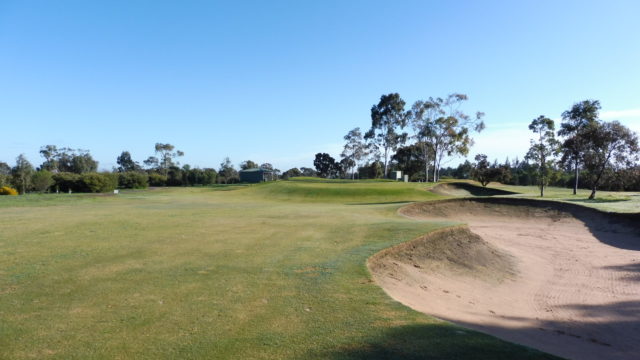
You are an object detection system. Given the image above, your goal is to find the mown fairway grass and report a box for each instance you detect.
[1,180,560,359]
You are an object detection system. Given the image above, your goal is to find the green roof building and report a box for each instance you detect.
[239,168,274,183]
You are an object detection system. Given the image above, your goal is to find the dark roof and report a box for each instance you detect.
[239,168,273,173]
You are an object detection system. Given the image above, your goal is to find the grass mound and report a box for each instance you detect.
[245,179,441,203]
[369,226,515,282]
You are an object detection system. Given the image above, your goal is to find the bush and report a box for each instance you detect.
[0,186,18,195]
[118,172,149,189]
[52,172,82,192]
[148,173,167,186]
[80,173,118,193]
[31,170,54,192]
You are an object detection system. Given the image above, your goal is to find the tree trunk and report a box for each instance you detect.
[589,188,596,200]
[383,148,389,178]
[573,159,579,195]
[424,161,429,182]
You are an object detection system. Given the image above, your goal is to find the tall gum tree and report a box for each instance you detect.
[365,93,408,178]
[341,127,367,179]
[558,100,601,195]
[413,94,484,182]
[525,116,559,197]
[582,120,639,199]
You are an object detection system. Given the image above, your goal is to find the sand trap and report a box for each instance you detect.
[369,198,640,360]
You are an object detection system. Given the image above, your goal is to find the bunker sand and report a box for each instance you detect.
[370,199,640,360]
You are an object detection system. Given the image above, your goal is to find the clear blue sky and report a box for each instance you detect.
[2,0,639,171]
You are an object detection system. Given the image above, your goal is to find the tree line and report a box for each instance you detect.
[312,95,638,199]
[314,92,485,181]
[438,100,638,199]
[0,143,303,194]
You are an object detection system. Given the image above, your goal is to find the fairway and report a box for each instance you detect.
[0,181,560,359]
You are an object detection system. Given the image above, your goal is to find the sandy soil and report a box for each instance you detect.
[370,199,640,360]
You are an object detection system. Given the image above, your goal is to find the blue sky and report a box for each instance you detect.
[1,0,639,171]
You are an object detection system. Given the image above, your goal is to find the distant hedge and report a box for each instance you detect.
[52,172,118,193]
[118,172,149,189]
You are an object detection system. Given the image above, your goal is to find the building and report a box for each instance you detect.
[239,168,274,183]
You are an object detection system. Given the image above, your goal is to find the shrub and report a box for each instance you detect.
[80,173,118,193]
[118,172,149,189]
[31,170,54,192]
[148,173,167,186]
[52,172,82,192]
[0,186,18,195]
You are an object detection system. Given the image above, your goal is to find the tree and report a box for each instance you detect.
[391,143,423,179]
[154,143,184,176]
[240,160,259,170]
[260,163,274,171]
[300,167,316,177]
[409,100,437,181]
[39,145,59,172]
[116,151,141,172]
[422,94,485,182]
[282,168,302,180]
[525,116,559,197]
[365,93,408,177]
[341,128,368,179]
[31,170,54,192]
[143,156,159,170]
[39,146,98,174]
[581,121,639,199]
[218,157,238,184]
[472,154,504,187]
[313,153,337,178]
[558,100,601,195]
[11,154,34,194]
[0,162,10,186]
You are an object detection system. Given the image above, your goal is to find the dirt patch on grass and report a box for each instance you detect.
[370,198,640,360]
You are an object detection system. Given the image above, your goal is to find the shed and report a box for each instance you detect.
[239,168,274,183]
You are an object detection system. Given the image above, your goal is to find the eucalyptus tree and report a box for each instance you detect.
[472,154,505,187]
[240,160,259,170]
[116,151,141,172]
[558,100,601,195]
[409,100,437,181]
[11,154,34,194]
[365,93,408,177]
[525,116,560,197]
[0,162,10,186]
[581,121,639,199]
[341,127,368,179]
[413,94,484,182]
[154,143,184,176]
[218,157,238,184]
[39,145,59,172]
[313,153,337,178]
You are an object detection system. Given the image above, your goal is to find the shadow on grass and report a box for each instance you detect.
[567,198,630,204]
[346,201,414,206]
[431,182,519,197]
[311,323,559,360]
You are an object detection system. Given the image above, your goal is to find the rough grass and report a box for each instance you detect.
[0,180,559,359]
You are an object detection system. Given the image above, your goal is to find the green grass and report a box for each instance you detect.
[490,183,640,213]
[0,180,560,359]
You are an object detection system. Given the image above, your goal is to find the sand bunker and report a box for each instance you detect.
[430,182,517,197]
[370,198,640,360]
